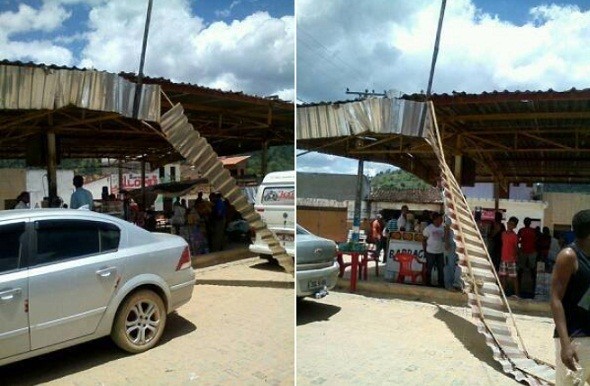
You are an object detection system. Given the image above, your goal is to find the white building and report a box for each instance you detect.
[0,168,74,210]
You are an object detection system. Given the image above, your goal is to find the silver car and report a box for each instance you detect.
[0,209,195,366]
[296,225,339,300]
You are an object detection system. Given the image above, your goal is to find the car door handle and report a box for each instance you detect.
[96,267,117,278]
[0,288,22,301]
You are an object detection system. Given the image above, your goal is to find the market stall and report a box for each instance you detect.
[384,231,427,284]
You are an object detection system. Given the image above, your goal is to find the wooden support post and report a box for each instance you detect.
[46,129,58,207]
[454,134,463,185]
[261,140,268,177]
[494,181,500,212]
[141,160,146,209]
[118,160,123,196]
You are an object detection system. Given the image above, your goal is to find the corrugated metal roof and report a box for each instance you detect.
[297,89,590,185]
[297,97,430,140]
[0,62,160,122]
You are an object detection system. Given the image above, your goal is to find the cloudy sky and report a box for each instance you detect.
[0,0,294,100]
[296,0,590,176]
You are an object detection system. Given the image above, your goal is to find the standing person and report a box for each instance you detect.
[547,230,562,273]
[538,226,553,266]
[210,192,227,252]
[382,215,398,263]
[397,205,409,231]
[422,212,445,288]
[70,175,94,210]
[371,214,384,260]
[489,211,506,273]
[500,216,520,297]
[14,191,30,209]
[443,214,459,291]
[170,198,186,236]
[518,217,538,296]
[551,210,590,385]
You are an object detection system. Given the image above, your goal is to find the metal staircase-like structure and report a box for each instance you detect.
[159,102,293,274]
[424,101,555,385]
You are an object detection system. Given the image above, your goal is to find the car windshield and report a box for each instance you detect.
[296,224,311,235]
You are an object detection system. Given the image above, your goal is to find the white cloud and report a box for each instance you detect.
[0,0,293,98]
[0,2,74,64]
[77,1,294,97]
[214,0,241,18]
[297,0,590,102]
[0,3,70,35]
[296,151,397,176]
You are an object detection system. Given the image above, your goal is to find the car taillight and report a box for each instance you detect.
[176,246,192,271]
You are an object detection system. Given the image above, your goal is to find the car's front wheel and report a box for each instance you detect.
[111,290,167,353]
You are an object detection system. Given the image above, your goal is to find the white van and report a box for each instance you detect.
[249,170,295,260]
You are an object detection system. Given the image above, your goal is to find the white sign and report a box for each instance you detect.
[385,235,425,283]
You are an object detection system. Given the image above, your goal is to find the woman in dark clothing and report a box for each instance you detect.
[551,210,590,384]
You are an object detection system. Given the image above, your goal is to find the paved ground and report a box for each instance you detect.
[297,290,555,386]
[0,257,294,385]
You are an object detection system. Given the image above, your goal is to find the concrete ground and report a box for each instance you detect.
[297,291,555,386]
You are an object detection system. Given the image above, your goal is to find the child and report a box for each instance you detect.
[500,216,520,297]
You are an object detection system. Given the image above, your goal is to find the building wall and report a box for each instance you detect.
[466,198,547,232]
[0,169,27,210]
[26,169,75,208]
[297,207,348,242]
[543,192,590,231]
[0,169,75,210]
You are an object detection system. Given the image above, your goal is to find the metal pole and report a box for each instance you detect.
[132,0,153,119]
[352,159,364,242]
[418,0,447,137]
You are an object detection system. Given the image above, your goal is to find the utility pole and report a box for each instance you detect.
[344,88,384,242]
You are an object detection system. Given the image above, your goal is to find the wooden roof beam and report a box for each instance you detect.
[445,111,590,123]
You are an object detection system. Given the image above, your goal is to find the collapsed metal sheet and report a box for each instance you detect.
[0,64,160,122]
[425,101,556,385]
[297,97,427,140]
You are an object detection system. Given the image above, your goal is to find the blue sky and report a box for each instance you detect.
[296,0,590,176]
[0,0,294,100]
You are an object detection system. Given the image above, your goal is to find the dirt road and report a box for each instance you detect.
[297,291,555,386]
[0,258,294,385]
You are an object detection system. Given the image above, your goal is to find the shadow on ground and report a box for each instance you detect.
[196,279,293,289]
[433,305,506,375]
[250,260,288,273]
[296,298,341,326]
[0,313,196,385]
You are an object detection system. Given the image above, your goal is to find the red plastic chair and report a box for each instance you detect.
[359,250,379,280]
[394,252,422,284]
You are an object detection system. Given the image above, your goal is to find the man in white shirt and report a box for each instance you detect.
[423,212,445,287]
[397,205,409,231]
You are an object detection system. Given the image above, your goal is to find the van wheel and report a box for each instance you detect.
[111,290,167,353]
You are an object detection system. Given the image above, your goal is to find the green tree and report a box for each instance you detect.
[371,169,430,190]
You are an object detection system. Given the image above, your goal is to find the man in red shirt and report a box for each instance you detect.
[518,217,538,295]
[500,216,520,297]
[371,214,384,260]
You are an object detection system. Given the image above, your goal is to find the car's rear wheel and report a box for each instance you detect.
[111,290,167,353]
